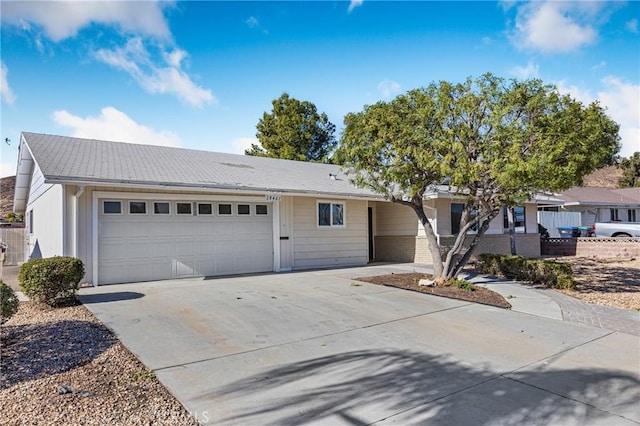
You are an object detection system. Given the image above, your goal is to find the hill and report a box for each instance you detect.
[1,175,16,217]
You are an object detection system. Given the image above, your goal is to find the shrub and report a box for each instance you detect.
[449,277,474,291]
[1,281,19,323]
[477,253,574,289]
[18,256,85,306]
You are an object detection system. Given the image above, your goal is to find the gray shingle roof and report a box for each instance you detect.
[22,132,380,199]
[558,186,640,206]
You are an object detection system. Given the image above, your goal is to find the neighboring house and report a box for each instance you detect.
[14,132,541,285]
[539,186,640,228]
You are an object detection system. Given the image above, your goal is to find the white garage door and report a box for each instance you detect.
[98,199,273,284]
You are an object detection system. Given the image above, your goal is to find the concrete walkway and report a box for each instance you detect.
[77,264,640,425]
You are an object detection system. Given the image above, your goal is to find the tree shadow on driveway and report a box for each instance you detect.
[198,349,640,425]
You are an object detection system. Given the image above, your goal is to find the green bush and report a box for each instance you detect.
[1,281,19,323]
[449,277,474,291]
[18,256,85,306]
[477,253,574,289]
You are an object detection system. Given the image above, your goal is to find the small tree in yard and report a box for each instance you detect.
[338,74,619,281]
[246,93,337,162]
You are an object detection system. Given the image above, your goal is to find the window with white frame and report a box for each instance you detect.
[611,208,620,221]
[177,202,192,215]
[629,209,637,222]
[129,201,147,214]
[256,204,268,215]
[103,201,122,214]
[28,210,34,234]
[318,202,345,227]
[218,203,232,215]
[154,202,170,215]
[237,204,250,215]
[198,203,212,215]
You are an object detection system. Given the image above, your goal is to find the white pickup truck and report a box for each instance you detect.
[593,222,640,238]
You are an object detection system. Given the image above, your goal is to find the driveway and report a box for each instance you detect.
[78,265,640,425]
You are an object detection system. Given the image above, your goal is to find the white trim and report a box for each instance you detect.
[93,190,269,203]
[272,200,281,272]
[92,192,98,286]
[61,184,67,255]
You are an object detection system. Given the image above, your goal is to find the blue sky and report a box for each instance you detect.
[1,1,639,178]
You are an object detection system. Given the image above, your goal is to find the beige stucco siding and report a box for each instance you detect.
[292,197,368,269]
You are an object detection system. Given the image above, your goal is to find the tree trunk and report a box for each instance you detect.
[506,207,517,255]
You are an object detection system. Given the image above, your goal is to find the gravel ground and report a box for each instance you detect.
[554,257,640,311]
[1,302,198,425]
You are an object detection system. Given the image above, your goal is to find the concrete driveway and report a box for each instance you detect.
[78,265,640,425]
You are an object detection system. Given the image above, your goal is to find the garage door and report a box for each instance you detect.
[98,199,273,284]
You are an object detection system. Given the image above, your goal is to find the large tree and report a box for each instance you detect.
[617,152,640,188]
[338,74,619,280]
[246,93,337,162]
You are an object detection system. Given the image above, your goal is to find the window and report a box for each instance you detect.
[129,201,146,214]
[218,204,232,215]
[154,202,170,215]
[629,209,637,222]
[237,204,250,215]
[198,203,212,215]
[28,210,34,234]
[103,201,121,214]
[177,202,192,215]
[256,204,268,215]
[451,203,477,234]
[611,208,620,221]
[504,206,526,233]
[318,202,345,227]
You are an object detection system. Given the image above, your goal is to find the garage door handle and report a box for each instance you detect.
[280,236,289,240]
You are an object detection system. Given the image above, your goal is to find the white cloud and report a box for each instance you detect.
[231,137,259,154]
[625,19,638,34]
[348,0,364,13]
[0,1,171,41]
[245,16,259,28]
[556,77,640,158]
[509,1,599,53]
[1,62,17,104]
[52,107,181,147]
[510,61,539,79]
[95,38,215,108]
[377,79,401,99]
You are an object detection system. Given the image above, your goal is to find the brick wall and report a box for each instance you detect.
[375,236,433,264]
[375,233,541,264]
[541,238,640,258]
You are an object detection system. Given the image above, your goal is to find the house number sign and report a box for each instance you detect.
[265,193,281,202]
